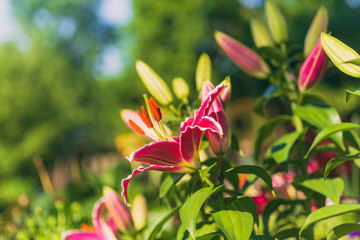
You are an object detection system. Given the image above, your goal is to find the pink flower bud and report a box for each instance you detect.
[298,38,329,92]
[215,31,271,79]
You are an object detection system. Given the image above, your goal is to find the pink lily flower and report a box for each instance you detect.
[62,187,133,240]
[121,84,226,204]
[201,81,229,155]
[61,198,118,240]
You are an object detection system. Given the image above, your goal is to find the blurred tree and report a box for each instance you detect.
[12,0,117,73]
[0,43,120,177]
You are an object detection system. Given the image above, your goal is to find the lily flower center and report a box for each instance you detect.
[130,95,174,142]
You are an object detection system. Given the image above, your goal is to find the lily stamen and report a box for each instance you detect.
[148,97,162,121]
[137,106,153,128]
[129,120,145,135]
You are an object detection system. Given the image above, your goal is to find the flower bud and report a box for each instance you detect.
[103,187,133,232]
[220,76,231,109]
[250,18,273,48]
[172,77,189,103]
[321,33,360,78]
[136,60,173,105]
[196,53,212,91]
[215,31,271,79]
[131,195,147,230]
[298,38,329,92]
[304,6,328,56]
[265,0,288,44]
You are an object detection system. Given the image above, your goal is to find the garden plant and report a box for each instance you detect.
[10,1,360,240]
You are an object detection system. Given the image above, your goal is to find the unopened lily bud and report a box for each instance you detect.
[172,77,189,103]
[215,31,271,79]
[321,33,360,78]
[196,53,212,91]
[298,38,328,92]
[220,77,231,109]
[304,6,328,56]
[265,0,288,44]
[136,60,173,106]
[131,195,147,230]
[250,18,273,48]
[103,187,133,232]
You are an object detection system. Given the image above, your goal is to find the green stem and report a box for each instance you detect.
[218,154,225,210]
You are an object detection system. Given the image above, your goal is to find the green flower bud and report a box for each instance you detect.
[131,195,148,230]
[196,53,212,91]
[321,33,360,78]
[265,0,288,44]
[136,60,173,105]
[250,18,274,48]
[172,77,189,103]
[304,6,328,56]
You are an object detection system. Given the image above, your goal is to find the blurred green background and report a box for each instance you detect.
[0,0,360,238]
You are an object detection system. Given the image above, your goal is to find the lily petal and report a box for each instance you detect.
[201,81,229,154]
[61,230,100,240]
[193,83,226,125]
[180,116,222,165]
[103,187,133,232]
[128,141,195,169]
[121,165,181,204]
[92,198,117,240]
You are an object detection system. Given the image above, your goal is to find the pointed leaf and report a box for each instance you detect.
[148,206,181,240]
[250,236,277,240]
[327,223,360,240]
[306,123,360,158]
[159,173,183,200]
[227,196,259,225]
[344,58,360,66]
[299,204,360,237]
[301,178,344,204]
[226,165,274,193]
[180,186,220,239]
[324,152,360,180]
[254,115,292,161]
[212,210,254,240]
[271,131,302,164]
[295,103,342,150]
[346,88,360,102]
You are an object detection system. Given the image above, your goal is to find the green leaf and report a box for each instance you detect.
[226,165,274,193]
[346,88,360,102]
[299,204,360,237]
[176,223,220,240]
[295,103,342,149]
[324,152,360,180]
[257,46,286,62]
[199,162,217,185]
[274,228,299,239]
[212,210,254,240]
[305,123,360,158]
[180,186,220,239]
[159,173,183,200]
[250,236,277,240]
[254,115,292,161]
[271,131,302,164]
[263,199,305,235]
[148,206,181,240]
[344,58,360,66]
[227,196,259,225]
[301,178,344,204]
[327,223,360,240]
